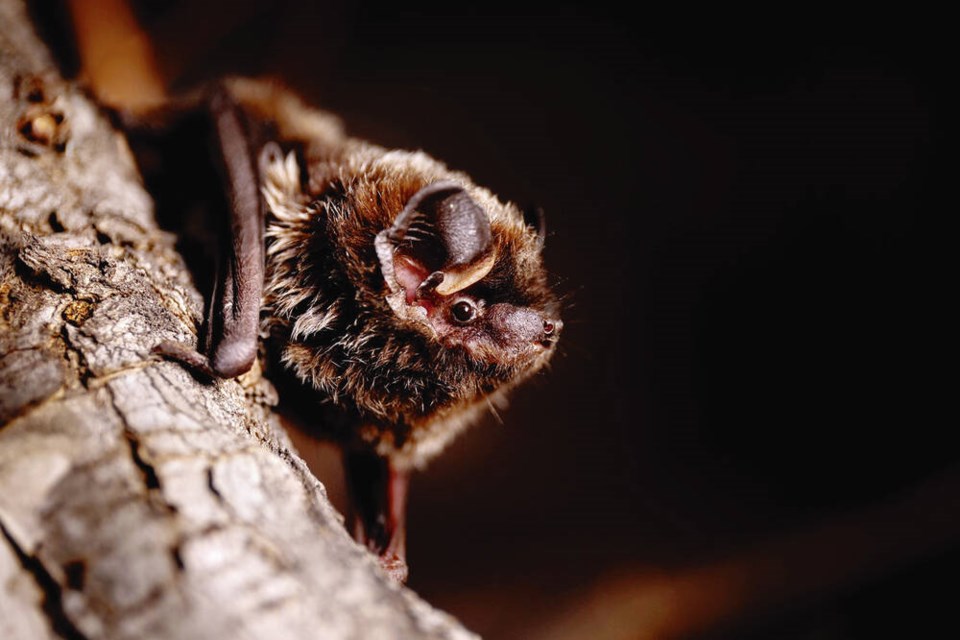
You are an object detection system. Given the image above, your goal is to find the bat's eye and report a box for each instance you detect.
[450,299,478,324]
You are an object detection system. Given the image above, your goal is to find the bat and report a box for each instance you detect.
[148,78,563,582]
[63,0,561,582]
[62,0,561,581]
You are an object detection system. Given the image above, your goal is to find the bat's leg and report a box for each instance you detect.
[343,450,410,583]
[156,83,264,379]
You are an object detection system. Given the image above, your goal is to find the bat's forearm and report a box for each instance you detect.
[205,83,264,378]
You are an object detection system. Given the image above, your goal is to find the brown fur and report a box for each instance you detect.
[235,79,560,469]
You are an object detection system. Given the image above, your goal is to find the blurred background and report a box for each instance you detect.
[35,2,956,637]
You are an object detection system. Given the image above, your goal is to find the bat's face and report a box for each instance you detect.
[406,289,560,367]
[375,180,561,376]
[263,148,561,463]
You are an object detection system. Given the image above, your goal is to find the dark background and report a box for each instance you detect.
[42,2,956,637]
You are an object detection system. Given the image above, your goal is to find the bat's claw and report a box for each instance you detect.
[379,552,409,584]
[153,340,217,379]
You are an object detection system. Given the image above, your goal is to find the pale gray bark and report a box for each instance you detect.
[0,2,477,638]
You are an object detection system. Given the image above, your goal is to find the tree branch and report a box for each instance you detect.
[0,2,477,638]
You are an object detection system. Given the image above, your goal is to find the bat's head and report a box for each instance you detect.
[263,148,561,465]
[374,180,561,375]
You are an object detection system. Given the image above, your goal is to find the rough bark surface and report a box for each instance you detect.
[0,2,477,638]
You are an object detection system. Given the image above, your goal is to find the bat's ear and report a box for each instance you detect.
[376,182,495,304]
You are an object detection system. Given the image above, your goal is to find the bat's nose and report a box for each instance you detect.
[542,318,562,336]
[488,304,562,348]
[540,317,562,345]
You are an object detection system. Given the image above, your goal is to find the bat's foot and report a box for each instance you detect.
[153,341,217,379]
[379,552,409,584]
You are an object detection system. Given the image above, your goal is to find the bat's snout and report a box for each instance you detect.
[487,304,561,349]
[540,316,562,347]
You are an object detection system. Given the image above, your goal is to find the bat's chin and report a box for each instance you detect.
[461,338,556,373]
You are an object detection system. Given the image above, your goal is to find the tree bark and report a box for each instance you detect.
[0,2,477,638]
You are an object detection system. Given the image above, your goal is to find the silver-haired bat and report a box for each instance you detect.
[153,78,562,581]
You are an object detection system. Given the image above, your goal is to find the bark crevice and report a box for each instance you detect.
[0,520,89,640]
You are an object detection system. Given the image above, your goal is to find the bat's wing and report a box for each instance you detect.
[204,84,265,378]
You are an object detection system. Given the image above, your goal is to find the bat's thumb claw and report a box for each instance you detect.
[153,341,217,379]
